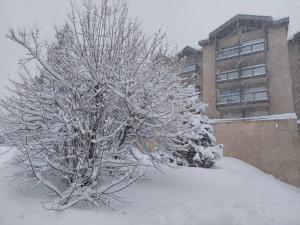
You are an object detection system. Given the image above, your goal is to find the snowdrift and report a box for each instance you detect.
[0,146,300,225]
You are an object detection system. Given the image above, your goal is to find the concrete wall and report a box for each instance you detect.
[213,118,300,187]
[267,26,295,114]
[288,32,300,120]
[202,42,220,118]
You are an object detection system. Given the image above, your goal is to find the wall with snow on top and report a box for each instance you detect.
[213,116,300,187]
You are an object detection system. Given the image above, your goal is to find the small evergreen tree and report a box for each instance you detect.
[174,89,223,168]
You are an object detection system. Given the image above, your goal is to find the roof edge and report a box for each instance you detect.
[209,14,272,39]
[272,17,289,27]
[198,14,289,47]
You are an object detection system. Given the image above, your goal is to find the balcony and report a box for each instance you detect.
[217,90,269,106]
[216,40,265,61]
[216,64,267,83]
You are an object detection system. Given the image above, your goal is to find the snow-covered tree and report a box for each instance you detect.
[0,0,221,210]
[173,92,223,168]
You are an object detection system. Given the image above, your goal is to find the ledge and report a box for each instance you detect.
[210,113,297,123]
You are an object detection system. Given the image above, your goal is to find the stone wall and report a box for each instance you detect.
[212,116,300,187]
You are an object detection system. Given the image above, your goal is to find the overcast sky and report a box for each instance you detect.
[0,0,300,97]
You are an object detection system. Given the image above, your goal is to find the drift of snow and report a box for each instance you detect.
[0,146,300,225]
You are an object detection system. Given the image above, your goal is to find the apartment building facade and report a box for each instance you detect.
[179,15,300,187]
[198,15,294,119]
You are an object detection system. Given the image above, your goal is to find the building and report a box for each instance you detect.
[178,46,203,96]
[198,15,294,119]
[180,15,300,187]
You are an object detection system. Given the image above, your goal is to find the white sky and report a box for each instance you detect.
[0,0,300,97]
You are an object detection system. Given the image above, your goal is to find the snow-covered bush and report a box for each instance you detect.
[0,0,221,210]
[174,92,223,168]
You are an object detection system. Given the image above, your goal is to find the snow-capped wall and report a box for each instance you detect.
[212,116,300,187]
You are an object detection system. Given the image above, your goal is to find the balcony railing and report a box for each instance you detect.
[216,64,267,82]
[217,90,269,105]
[216,40,265,60]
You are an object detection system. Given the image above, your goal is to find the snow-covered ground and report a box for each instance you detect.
[0,146,300,225]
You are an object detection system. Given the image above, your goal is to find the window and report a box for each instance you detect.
[217,87,268,105]
[227,71,239,80]
[217,88,241,105]
[217,51,227,59]
[217,64,266,82]
[244,86,267,93]
[217,73,227,81]
[253,66,266,75]
[228,94,241,103]
[240,38,265,54]
[240,65,266,78]
[217,94,240,104]
[254,91,268,100]
[252,42,265,51]
[182,64,196,73]
[227,48,239,57]
[243,87,268,102]
[217,70,239,81]
[218,96,228,104]
[243,92,255,101]
[240,45,251,54]
[241,68,252,77]
[217,38,265,60]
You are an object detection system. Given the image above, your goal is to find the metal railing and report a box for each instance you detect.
[216,40,265,60]
[217,90,269,105]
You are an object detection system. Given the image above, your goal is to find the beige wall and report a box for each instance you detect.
[267,26,295,114]
[202,42,220,118]
[288,33,300,120]
[213,118,300,187]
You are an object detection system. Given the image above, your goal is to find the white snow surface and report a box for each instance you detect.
[1,146,300,225]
